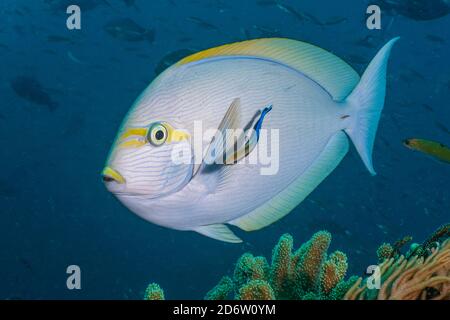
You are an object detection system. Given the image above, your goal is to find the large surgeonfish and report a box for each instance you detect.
[103,37,399,243]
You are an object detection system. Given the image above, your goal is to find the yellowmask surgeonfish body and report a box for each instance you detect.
[103,37,399,243]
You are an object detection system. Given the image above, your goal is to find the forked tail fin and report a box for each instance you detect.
[344,37,400,175]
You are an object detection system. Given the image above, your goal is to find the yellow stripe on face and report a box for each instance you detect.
[120,127,148,140]
[118,139,147,149]
[102,167,126,184]
[117,127,148,149]
[166,124,190,143]
[118,124,190,148]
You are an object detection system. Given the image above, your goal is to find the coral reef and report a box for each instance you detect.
[233,253,270,290]
[392,235,413,256]
[204,276,234,300]
[237,280,276,300]
[410,223,450,258]
[376,242,394,262]
[270,234,293,297]
[345,239,450,300]
[376,235,414,261]
[375,223,450,262]
[144,283,165,300]
[205,231,354,300]
[143,224,449,300]
[321,251,349,295]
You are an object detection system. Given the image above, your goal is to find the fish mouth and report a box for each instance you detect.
[403,139,415,149]
[102,167,126,184]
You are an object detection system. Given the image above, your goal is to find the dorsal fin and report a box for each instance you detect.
[176,38,360,101]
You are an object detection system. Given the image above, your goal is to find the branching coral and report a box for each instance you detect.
[376,242,394,263]
[233,253,269,289]
[204,276,234,300]
[292,231,331,295]
[410,223,450,258]
[205,231,352,300]
[144,283,165,300]
[392,235,412,256]
[345,239,450,300]
[269,234,293,297]
[320,251,348,295]
[237,280,275,300]
[377,223,450,262]
[144,231,355,300]
[143,224,449,300]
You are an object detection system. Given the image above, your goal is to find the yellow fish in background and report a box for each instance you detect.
[403,138,450,164]
[102,37,399,243]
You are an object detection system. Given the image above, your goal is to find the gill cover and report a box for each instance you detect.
[106,121,192,198]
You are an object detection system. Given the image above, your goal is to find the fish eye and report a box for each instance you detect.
[148,123,168,146]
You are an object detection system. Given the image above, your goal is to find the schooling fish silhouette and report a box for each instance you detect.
[104,18,154,43]
[375,0,450,21]
[11,76,58,111]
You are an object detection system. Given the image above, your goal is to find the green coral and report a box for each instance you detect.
[345,239,450,300]
[376,242,394,262]
[375,235,412,262]
[411,223,450,258]
[205,276,234,300]
[144,283,165,300]
[293,231,331,295]
[393,235,413,254]
[269,233,293,298]
[345,224,450,300]
[377,223,450,262]
[233,253,269,289]
[223,231,350,300]
[320,250,348,295]
[237,280,275,300]
[142,223,450,300]
[329,276,359,300]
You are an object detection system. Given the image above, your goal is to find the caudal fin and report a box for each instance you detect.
[344,37,399,175]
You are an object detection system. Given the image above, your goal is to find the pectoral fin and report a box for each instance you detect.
[203,98,242,165]
[199,99,272,169]
[192,98,242,177]
[192,100,272,194]
[224,105,272,164]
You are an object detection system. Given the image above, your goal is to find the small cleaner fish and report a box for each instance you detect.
[403,138,450,164]
[103,37,399,243]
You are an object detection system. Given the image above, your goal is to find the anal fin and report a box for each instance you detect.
[193,224,243,243]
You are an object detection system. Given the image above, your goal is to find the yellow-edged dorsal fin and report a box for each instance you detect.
[176,38,360,101]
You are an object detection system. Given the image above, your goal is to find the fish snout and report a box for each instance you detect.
[102,167,126,184]
[403,138,416,149]
[403,139,411,147]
